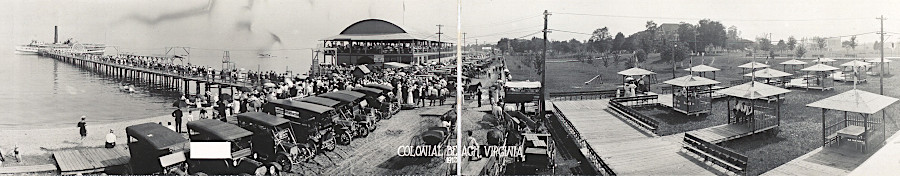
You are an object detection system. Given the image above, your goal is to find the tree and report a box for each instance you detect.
[677,23,698,52]
[727,26,739,40]
[787,36,797,50]
[874,41,882,51]
[757,37,773,51]
[776,40,788,51]
[661,42,690,64]
[796,45,807,58]
[634,49,648,63]
[612,32,626,51]
[814,37,827,50]
[589,27,613,53]
[842,36,857,50]
[696,19,727,52]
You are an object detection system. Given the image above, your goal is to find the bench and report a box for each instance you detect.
[682,133,748,174]
[608,100,659,133]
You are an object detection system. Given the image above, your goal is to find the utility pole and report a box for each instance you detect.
[539,10,550,123]
[436,24,444,63]
[878,15,886,95]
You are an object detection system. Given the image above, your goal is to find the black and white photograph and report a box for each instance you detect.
[1,0,900,175]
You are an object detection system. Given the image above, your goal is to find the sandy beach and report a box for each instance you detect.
[0,108,208,164]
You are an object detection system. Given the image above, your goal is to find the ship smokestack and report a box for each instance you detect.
[54,26,58,44]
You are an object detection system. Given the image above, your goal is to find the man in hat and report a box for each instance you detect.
[172,108,183,133]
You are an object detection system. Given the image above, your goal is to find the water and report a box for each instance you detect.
[0,48,312,129]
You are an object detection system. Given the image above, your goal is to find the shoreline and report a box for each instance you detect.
[0,108,207,156]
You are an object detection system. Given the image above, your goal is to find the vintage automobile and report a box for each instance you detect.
[185,119,264,175]
[298,96,362,144]
[236,112,309,174]
[268,99,338,154]
[352,86,393,120]
[125,122,190,175]
[363,84,400,115]
[319,91,377,133]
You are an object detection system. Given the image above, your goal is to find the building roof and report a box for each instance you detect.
[807,89,898,114]
[322,19,450,43]
[663,75,720,87]
[186,119,253,141]
[801,63,840,72]
[684,64,720,72]
[744,68,792,78]
[716,81,791,100]
[617,67,656,76]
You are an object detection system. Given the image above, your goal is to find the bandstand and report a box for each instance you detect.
[322,19,455,65]
[865,58,892,75]
[617,67,657,95]
[744,68,792,87]
[779,59,807,74]
[683,64,720,80]
[838,60,870,83]
[737,62,769,75]
[716,81,790,133]
[796,64,839,91]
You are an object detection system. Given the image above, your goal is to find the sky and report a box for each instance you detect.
[0,0,459,58]
[460,0,900,46]
[3,0,900,56]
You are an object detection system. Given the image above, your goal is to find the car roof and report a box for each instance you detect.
[126,123,189,150]
[236,112,291,127]
[186,119,253,141]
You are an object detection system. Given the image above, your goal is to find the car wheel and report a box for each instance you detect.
[275,153,292,173]
[339,131,352,145]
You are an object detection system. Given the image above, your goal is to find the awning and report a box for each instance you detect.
[505,81,541,89]
[683,64,720,72]
[716,81,791,100]
[801,64,839,72]
[617,67,656,76]
[807,89,898,114]
[744,68,792,78]
[663,75,720,87]
[383,62,411,68]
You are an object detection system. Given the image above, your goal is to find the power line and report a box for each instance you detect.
[555,12,871,22]
[549,29,593,36]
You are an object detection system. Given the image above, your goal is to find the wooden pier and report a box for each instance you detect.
[52,147,130,175]
[551,99,720,175]
[39,51,261,97]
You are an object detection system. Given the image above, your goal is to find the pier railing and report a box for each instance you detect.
[608,97,660,134]
[682,133,748,174]
[551,103,616,175]
[548,90,617,101]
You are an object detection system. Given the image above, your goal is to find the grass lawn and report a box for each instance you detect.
[506,52,900,175]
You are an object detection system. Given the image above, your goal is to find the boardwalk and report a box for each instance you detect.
[552,99,719,175]
[52,147,130,175]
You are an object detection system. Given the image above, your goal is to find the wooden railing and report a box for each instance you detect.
[683,133,748,174]
[611,95,658,108]
[551,104,616,175]
[607,99,659,134]
[548,90,617,101]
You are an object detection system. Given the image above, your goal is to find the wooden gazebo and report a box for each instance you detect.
[798,64,839,91]
[779,59,807,75]
[663,75,720,115]
[807,89,898,153]
[716,81,791,132]
[617,67,657,95]
[683,64,720,80]
[812,58,837,66]
[838,60,870,83]
[738,62,769,75]
[865,58,892,75]
[744,68,792,87]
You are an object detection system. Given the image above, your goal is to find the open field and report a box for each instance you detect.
[506,52,900,175]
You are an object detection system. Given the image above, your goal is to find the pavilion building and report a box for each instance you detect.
[321,19,455,66]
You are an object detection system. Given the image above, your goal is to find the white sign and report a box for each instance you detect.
[189,142,231,159]
[159,151,187,167]
[374,55,385,63]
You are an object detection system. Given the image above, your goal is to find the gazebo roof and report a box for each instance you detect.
[738,62,770,69]
[663,75,720,87]
[866,58,893,63]
[800,64,839,72]
[744,68,792,78]
[840,60,872,67]
[617,67,656,76]
[813,58,837,62]
[716,81,791,100]
[807,89,898,114]
[779,59,807,65]
[683,64,720,72]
